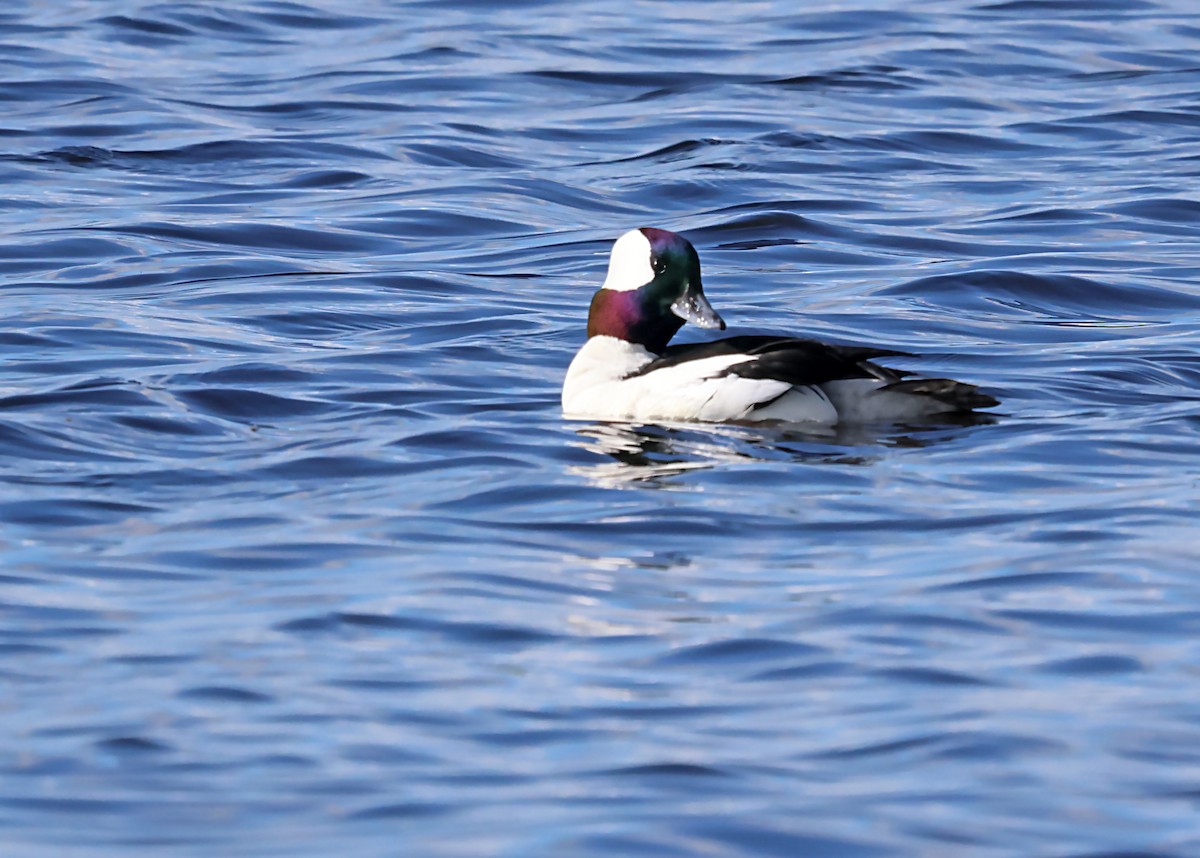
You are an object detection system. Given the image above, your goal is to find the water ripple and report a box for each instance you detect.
[2,1,1200,856]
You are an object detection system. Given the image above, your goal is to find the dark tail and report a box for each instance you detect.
[881,378,1000,411]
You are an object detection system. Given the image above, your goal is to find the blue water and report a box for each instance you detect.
[3,1,1200,855]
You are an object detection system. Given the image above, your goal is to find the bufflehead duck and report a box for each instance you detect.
[562,228,998,424]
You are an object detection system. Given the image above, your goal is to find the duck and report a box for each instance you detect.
[562,227,999,424]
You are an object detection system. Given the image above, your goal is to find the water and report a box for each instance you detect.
[2,1,1200,854]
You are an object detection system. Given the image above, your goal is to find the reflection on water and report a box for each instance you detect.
[570,416,996,487]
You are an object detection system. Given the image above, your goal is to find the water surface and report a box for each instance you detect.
[2,1,1200,855]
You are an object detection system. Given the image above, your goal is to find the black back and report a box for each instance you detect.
[627,335,913,387]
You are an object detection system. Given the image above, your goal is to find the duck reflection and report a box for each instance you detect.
[569,414,995,488]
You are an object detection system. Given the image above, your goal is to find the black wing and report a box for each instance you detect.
[629,335,913,387]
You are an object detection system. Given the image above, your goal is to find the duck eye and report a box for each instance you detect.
[652,255,667,275]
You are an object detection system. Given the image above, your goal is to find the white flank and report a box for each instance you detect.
[599,229,655,292]
[562,336,839,424]
[562,338,971,425]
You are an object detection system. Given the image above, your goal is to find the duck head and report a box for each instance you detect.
[587,228,725,353]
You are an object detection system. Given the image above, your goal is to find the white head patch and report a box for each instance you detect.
[600,229,654,292]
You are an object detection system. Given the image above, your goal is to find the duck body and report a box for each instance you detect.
[562,228,998,425]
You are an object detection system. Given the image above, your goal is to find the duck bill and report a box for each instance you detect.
[670,289,726,330]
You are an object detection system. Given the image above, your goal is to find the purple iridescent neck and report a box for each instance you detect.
[587,288,682,354]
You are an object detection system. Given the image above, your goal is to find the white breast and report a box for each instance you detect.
[562,336,838,423]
